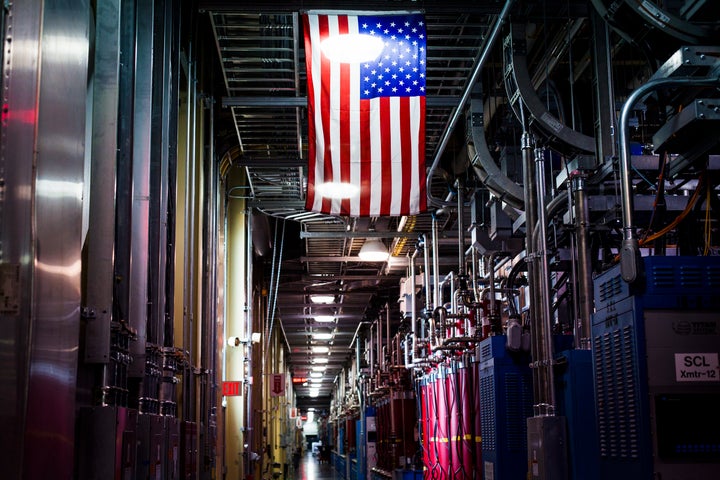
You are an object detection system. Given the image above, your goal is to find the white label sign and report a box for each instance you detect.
[674,353,719,382]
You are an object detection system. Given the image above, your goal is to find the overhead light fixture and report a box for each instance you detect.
[312,365,327,372]
[314,315,335,323]
[309,390,320,397]
[320,34,384,63]
[312,346,329,353]
[313,332,333,340]
[358,238,389,262]
[310,294,335,304]
[310,372,323,378]
[313,357,329,364]
[315,181,359,199]
[309,377,323,383]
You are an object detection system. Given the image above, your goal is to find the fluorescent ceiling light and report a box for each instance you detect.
[314,315,335,323]
[312,365,327,372]
[308,407,315,411]
[358,238,389,262]
[309,377,323,382]
[312,346,329,353]
[310,372,323,378]
[313,332,333,340]
[320,34,384,63]
[313,357,329,364]
[315,181,359,199]
[309,391,319,397]
[310,295,335,304]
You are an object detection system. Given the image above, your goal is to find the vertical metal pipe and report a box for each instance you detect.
[456,183,465,275]
[432,217,440,310]
[385,304,390,370]
[377,317,382,372]
[521,131,541,403]
[182,50,194,421]
[534,147,556,414]
[356,333,361,392]
[422,235,431,312]
[409,252,418,363]
[128,0,153,385]
[572,176,593,349]
[245,207,254,480]
[369,324,375,379]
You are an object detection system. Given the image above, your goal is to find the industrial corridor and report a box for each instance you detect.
[1,1,719,480]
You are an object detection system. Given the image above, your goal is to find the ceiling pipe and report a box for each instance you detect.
[426,0,516,208]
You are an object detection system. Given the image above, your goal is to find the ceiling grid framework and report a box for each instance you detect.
[208,3,498,404]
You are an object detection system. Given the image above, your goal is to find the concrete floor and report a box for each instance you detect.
[294,451,340,480]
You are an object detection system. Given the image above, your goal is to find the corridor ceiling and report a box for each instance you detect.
[205,0,517,409]
[202,0,717,410]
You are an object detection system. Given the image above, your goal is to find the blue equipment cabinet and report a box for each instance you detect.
[477,335,533,480]
[592,256,720,480]
[555,349,599,480]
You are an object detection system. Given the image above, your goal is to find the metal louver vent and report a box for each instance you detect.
[650,265,676,288]
[598,274,623,303]
[480,374,496,451]
[679,265,703,288]
[707,264,720,287]
[503,372,531,450]
[594,324,639,460]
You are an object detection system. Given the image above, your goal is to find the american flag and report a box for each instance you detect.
[304,12,427,217]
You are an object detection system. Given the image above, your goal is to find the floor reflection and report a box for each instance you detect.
[295,451,340,480]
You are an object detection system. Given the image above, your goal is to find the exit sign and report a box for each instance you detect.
[222,381,241,396]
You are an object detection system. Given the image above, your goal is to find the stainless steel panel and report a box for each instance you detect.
[0,1,43,477]
[21,1,89,478]
[0,1,89,479]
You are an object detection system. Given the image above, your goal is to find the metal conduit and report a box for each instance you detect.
[422,234,432,313]
[521,130,541,404]
[426,0,516,208]
[572,176,592,349]
[533,146,556,415]
[618,75,720,282]
[456,182,465,276]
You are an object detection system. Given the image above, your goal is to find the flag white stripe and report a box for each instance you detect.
[389,96,403,215]
[308,15,324,213]
[328,16,342,215]
[348,19,361,216]
[369,98,382,216]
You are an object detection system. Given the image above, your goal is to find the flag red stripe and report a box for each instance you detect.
[318,15,332,214]
[379,96,391,216]
[359,101,371,216]
[418,96,427,212]
[338,16,351,215]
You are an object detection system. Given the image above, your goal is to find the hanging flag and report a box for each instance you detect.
[304,11,427,217]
